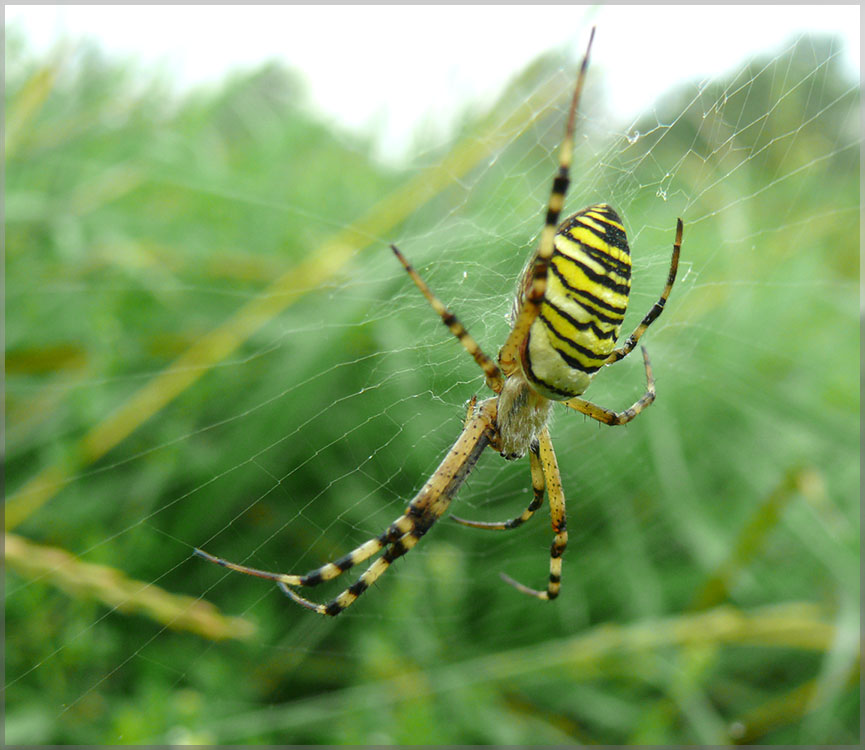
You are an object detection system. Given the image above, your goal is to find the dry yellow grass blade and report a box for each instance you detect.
[631,467,832,743]
[180,601,842,742]
[690,465,811,611]
[729,658,860,743]
[5,74,570,532]
[6,51,64,158]
[6,533,254,641]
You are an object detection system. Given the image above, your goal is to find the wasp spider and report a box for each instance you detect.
[195,27,682,616]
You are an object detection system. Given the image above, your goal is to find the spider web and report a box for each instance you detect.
[5,9,860,745]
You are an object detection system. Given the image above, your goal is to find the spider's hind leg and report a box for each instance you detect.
[564,346,655,426]
[605,218,683,365]
[498,27,596,377]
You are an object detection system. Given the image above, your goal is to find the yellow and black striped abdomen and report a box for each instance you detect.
[522,203,631,400]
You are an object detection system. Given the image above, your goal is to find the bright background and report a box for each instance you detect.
[5,5,860,745]
[6,4,860,161]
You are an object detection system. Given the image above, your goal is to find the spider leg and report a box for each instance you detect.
[564,345,655,425]
[605,218,682,364]
[451,439,545,530]
[462,395,478,428]
[194,515,411,587]
[500,426,567,600]
[278,523,432,616]
[195,472,456,589]
[199,399,498,615]
[392,244,504,393]
[278,419,491,616]
[499,27,596,378]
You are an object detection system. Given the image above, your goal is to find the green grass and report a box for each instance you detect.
[5,29,859,744]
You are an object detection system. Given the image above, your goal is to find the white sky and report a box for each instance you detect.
[5,5,860,163]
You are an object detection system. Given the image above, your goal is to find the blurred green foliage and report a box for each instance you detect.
[5,27,859,745]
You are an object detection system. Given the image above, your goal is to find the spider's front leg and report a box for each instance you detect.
[499,427,567,600]
[194,515,411,589]
[279,494,447,615]
[450,439,545,530]
[278,401,498,615]
[211,397,498,616]
[279,525,433,615]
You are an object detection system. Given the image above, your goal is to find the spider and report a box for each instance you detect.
[195,27,682,616]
